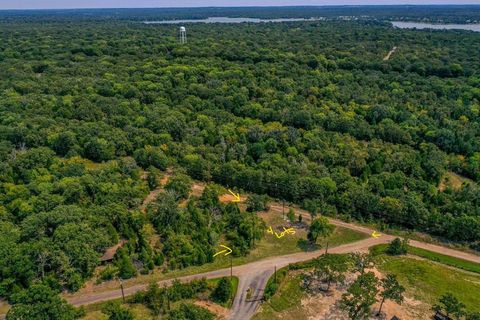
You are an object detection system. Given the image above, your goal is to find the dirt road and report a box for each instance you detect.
[65,236,387,318]
[139,168,172,213]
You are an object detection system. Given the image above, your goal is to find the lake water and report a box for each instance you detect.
[144,16,324,24]
[392,21,480,32]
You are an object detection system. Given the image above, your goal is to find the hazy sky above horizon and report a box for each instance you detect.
[2,1,479,10]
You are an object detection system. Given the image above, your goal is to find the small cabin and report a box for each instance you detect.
[100,240,127,264]
[434,311,452,320]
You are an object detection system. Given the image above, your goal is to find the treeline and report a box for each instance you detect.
[1,6,479,23]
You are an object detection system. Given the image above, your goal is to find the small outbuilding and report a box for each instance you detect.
[434,311,452,320]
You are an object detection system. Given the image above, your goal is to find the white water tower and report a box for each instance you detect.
[179,26,187,44]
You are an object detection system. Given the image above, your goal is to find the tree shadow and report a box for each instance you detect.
[297,239,321,252]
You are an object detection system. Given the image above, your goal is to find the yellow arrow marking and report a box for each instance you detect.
[267,226,296,239]
[213,244,233,257]
[228,189,241,202]
[371,231,381,238]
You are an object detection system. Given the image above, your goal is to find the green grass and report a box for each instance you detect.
[263,266,289,301]
[408,246,480,274]
[82,304,155,320]
[377,254,480,313]
[369,244,480,274]
[268,274,304,312]
[325,226,368,247]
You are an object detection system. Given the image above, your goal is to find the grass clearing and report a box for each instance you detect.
[438,171,475,191]
[268,273,304,312]
[408,246,480,274]
[377,255,480,313]
[370,244,480,274]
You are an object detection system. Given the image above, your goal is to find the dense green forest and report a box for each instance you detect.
[0,7,479,318]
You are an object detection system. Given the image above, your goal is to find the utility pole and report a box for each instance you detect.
[282,199,285,220]
[167,288,170,310]
[274,266,277,284]
[325,241,329,254]
[119,278,125,303]
[252,218,256,246]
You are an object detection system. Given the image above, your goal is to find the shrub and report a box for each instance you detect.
[246,194,269,212]
[387,238,408,256]
[102,302,134,320]
[210,277,232,304]
[287,208,295,222]
[99,265,118,282]
[168,303,214,320]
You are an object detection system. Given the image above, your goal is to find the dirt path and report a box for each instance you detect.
[383,46,397,61]
[139,168,172,213]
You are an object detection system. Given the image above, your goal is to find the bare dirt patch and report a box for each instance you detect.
[139,168,173,213]
[268,268,428,320]
[194,300,229,319]
[190,182,206,197]
[219,193,247,203]
[438,171,475,192]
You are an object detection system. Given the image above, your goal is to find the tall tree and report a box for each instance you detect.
[314,254,350,291]
[340,272,379,320]
[210,277,232,304]
[434,293,466,320]
[377,274,405,316]
[350,252,374,275]
[307,217,334,244]
[6,284,81,320]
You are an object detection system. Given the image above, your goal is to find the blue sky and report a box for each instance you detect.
[2,1,479,10]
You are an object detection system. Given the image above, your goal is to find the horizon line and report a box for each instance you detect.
[2,4,480,12]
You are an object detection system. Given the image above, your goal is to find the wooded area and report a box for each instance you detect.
[0,7,479,318]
